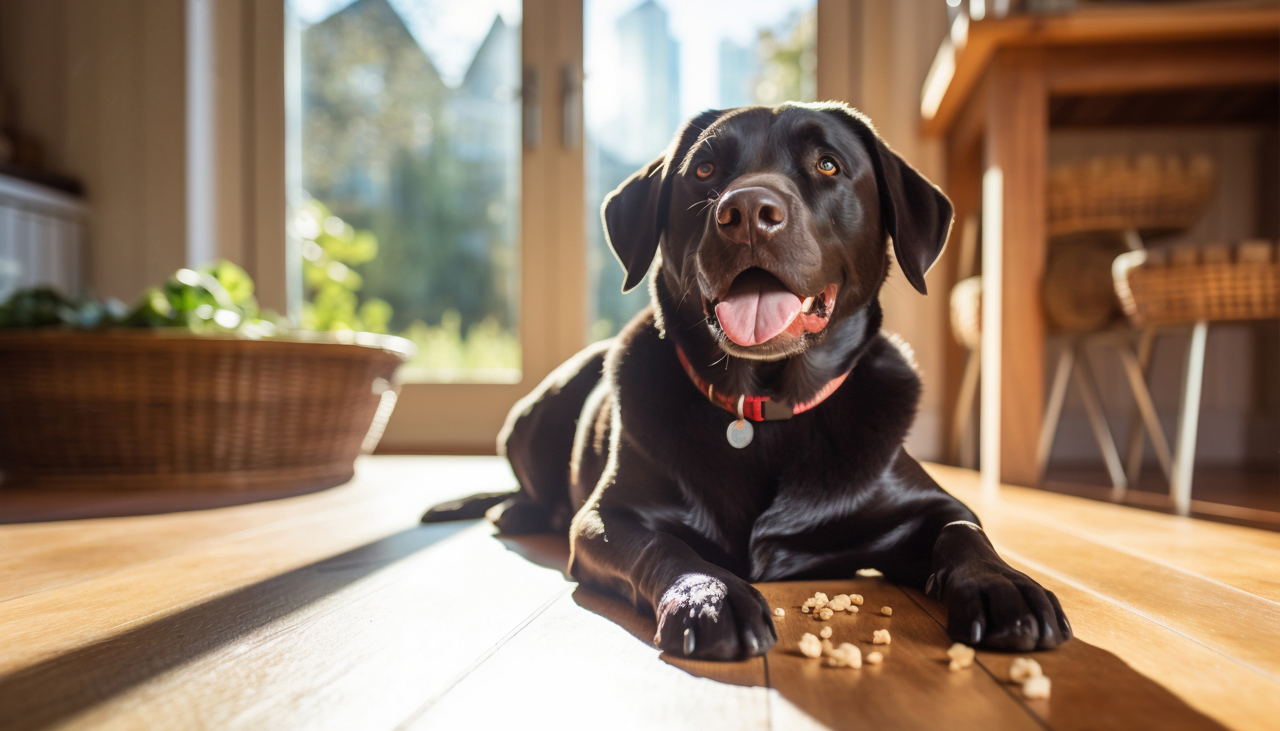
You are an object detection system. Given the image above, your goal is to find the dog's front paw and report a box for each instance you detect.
[653,573,777,661]
[933,562,1071,652]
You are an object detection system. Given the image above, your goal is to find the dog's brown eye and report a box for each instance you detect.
[695,162,714,179]
[817,156,839,176]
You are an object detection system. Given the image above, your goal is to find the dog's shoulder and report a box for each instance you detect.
[824,330,923,448]
[602,304,682,385]
[852,330,922,399]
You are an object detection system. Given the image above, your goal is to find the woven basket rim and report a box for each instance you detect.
[0,328,416,361]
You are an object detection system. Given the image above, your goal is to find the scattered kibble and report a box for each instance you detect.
[847,605,859,613]
[873,629,891,645]
[802,605,812,613]
[947,643,975,671]
[802,597,817,608]
[828,594,852,612]
[1022,675,1051,699]
[825,642,862,668]
[798,633,823,658]
[813,592,830,610]
[818,607,834,620]
[856,568,883,577]
[881,606,893,616]
[849,594,864,606]
[866,651,884,665]
[819,626,832,639]
[774,607,785,617]
[821,638,835,655]
[1010,657,1043,684]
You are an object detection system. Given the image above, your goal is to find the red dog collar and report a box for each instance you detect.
[675,345,851,422]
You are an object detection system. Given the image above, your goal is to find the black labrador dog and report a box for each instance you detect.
[424,103,1071,661]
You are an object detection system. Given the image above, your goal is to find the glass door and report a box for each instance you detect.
[287,0,587,451]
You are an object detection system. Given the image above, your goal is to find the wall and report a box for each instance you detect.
[0,0,286,311]
[0,0,187,303]
[819,0,951,461]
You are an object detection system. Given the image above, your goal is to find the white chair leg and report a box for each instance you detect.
[1121,327,1159,483]
[950,347,981,469]
[1171,321,1209,516]
[1036,344,1075,485]
[1118,331,1172,482]
[1073,345,1129,500]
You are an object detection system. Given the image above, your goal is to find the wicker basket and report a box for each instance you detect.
[1113,242,1280,327]
[0,330,414,492]
[1048,153,1216,237]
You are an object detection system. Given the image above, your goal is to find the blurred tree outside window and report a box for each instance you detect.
[290,0,522,382]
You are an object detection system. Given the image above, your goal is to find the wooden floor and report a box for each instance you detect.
[2,457,1278,731]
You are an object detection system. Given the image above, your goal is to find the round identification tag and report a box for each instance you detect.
[726,418,753,448]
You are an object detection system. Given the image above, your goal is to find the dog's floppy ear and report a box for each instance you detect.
[602,109,723,292]
[828,105,953,295]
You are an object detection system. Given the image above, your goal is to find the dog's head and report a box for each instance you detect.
[602,103,952,361]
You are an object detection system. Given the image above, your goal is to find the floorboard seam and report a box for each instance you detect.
[392,583,574,730]
[896,584,1055,731]
[1000,547,1280,685]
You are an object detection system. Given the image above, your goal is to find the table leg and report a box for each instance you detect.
[985,49,1047,486]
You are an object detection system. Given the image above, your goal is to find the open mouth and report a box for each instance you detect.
[705,268,838,348]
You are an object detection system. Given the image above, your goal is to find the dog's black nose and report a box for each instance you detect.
[715,187,787,245]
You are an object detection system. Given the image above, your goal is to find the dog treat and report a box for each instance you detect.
[818,607,835,620]
[881,606,892,616]
[873,629,891,645]
[847,605,859,613]
[821,638,834,653]
[802,605,811,613]
[828,594,851,612]
[802,597,817,608]
[799,633,823,658]
[947,643,975,671]
[1010,657,1043,683]
[813,592,829,609]
[819,626,832,639]
[825,643,862,668]
[849,594,864,606]
[774,607,785,617]
[866,651,883,665]
[856,568,883,577]
[1022,675,1051,699]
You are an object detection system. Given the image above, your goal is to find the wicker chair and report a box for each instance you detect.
[1033,153,1218,497]
[1109,241,1280,515]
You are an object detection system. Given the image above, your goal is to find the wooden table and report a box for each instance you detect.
[3,456,1278,730]
[920,1,1280,485]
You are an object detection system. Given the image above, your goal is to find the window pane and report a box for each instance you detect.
[289,0,522,383]
[584,0,817,342]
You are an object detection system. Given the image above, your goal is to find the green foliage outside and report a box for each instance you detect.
[297,198,392,334]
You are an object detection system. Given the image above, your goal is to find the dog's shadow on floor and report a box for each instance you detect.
[496,532,766,689]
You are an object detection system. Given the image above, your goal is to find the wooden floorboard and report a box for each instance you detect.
[1,457,1275,730]
[758,579,1042,731]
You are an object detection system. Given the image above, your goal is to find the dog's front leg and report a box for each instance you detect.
[569,503,777,661]
[930,520,1072,651]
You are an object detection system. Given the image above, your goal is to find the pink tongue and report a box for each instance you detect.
[714,270,803,347]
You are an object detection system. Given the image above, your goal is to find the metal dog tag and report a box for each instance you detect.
[726,418,753,448]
